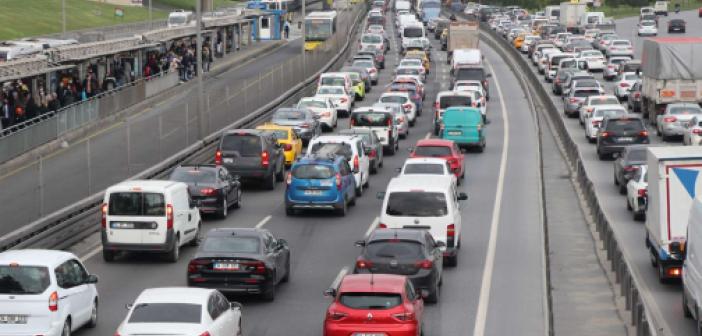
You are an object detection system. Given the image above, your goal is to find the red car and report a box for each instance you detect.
[410,139,465,180]
[323,274,425,336]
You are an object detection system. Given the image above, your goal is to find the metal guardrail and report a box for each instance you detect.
[475,18,661,336]
[0,3,368,253]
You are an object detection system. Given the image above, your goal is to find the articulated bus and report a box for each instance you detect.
[304,11,338,51]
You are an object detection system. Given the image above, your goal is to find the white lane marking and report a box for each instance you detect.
[472,61,511,336]
[365,217,380,237]
[424,132,431,139]
[330,266,350,289]
[80,245,103,262]
[255,215,272,228]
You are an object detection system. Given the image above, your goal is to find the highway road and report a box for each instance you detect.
[71,11,549,336]
[516,9,702,336]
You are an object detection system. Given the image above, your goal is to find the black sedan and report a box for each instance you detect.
[187,228,291,301]
[169,164,242,218]
[613,145,647,194]
[353,229,444,303]
[668,19,686,33]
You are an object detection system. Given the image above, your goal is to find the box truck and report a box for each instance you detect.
[559,2,587,32]
[646,146,702,282]
[447,21,479,63]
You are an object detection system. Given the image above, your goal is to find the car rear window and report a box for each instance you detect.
[293,164,335,179]
[366,240,424,259]
[590,97,620,105]
[129,303,201,324]
[440,95,471,109]
[299,100,327,109]
[403,163,445,175]
[259,129,288,140]
[574,89,601,98]
[669,107,702,115]
[220,135,261,156]
[352,112,392,127]
[413,145,451,157]
[318,87,344,95]
[594,109,626,118]
[386,192,448,217]
[274,109,307,121]
[320,77,346,87]
[108,192,165,217]
[339,293,403,309]
[362,35,382,43]
[311,143,353,160]
[170,168,216,184]
[390,83,417,91]
[454,68,485,81]
[0,266,50,294]
[403,27,423,38]
[380,95,408,104]
[353,60,374,68]
[605,119,645,132]
[201,236,260,254]
[396,68,420,75]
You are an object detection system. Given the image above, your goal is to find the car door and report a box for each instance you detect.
[55,260,93,327]
[357,141,370,182]
[341,161,354,199]
[218,168,232,206]
[264,232,283,283]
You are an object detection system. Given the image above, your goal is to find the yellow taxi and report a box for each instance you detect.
[513,34,526,49]
[404,50,431,73]
[255,124,303,166]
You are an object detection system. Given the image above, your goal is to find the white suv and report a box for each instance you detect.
[0,249,99,336]
[307,135,371,196]
[350,106,399,155]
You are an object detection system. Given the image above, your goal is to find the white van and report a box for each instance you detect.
[378,175,468,266]
[451,48,482,71]
[307,135,371,195]
[395,0,411,12]
[401,24,426,50]
[101,180,201,262]
[683,197,702,320]
[167,10,194,27]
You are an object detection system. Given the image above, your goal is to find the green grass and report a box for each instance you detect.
[600,0,701,18]
[0,0,168,40]
[154,0,237,10]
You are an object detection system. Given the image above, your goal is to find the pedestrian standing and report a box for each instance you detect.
[283,20,290,39]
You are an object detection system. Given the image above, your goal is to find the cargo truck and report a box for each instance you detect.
[646,146,702,282]
[446,21,479,64]
[640,37,702,124]
[559,2,587,32]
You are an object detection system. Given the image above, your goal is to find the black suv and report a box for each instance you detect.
[613,145,647,194]
[215,129,285,190]
[596,116,650,160]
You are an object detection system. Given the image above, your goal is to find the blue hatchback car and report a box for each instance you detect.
[285,154,357,216]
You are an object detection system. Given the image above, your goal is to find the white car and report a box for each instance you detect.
[532,44,555,65]
[520,35,539,53]
[315,86,353,117]
[399,157,454,180]
[352,59,379,84]
[606,40,634,58]
[374,102,409,138]
[307,135,371,193]
[453,79,483,92]
[683,115,702,146]
[578,94,621,126]
[0,250,99,336]
[614,72,640,100]
[577,50,606,71]
[538,48,560,74]
[359,33,386,52]
[584,105,628,142]
[395,65,426,82]
[350,106,399,154]
[379,91,417,125]
[398,58,424,69]
[637,20,658,36]
[626,165,648,221]
[116,287,242,336]
[297,97,338,131]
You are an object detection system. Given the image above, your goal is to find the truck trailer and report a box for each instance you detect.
[446,21,479,63]
[559,2,587,32]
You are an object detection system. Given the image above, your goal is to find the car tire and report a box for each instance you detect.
[619,183,626,195]
[355,178,363,197]
[387,143,396,156]
[614,172,619,186]
[102,249,115,262]
[627,197,632,211]
[682,292,692,318]
[166,236,180,263]
[445,254,458,267]
[282,258,291,283]
[190,223,201,246]
[87,300,98,328]
[370,161,378,174]
[285,207,295,216]
[262,278,276,301]
[61,319,71,336]
[634,211,645,222]
[233,189,242,209]
[218,197,228,219]
[275,164,285,181]
[426,283,440,304]
[598,151,608,160]
[265,173,276,190]
[337,198,348,216]
[349,191,357,206]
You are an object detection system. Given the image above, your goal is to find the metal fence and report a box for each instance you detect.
[42,20,169,43]
[0,3,366,244]
[476,20,661,336]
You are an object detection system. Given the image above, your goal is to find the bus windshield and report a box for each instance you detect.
[306,19,333,41]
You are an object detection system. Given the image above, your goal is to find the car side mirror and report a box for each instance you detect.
[324,288,337,298]
[376,191,386,200]
[125,303,133,310]
[395,167,402,173]
[458,192,468,201]
[86,274,99,284]
[486,73,493,78]
[355,240,366,247]
[230,301,243,310]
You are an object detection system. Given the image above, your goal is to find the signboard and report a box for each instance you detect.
[115,8,125,17]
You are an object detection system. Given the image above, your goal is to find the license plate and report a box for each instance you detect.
[304,190,323,196]
[617,137,633,142]
[448,131,462,136]
[111,222,134,229]
[214,263,240,271]
[223,158,233,163]
[0,315,27,324]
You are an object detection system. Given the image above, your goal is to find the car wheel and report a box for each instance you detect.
[614,172,619,186]
[275,164,285,181]
[387,143,396,156]
[190,223,201,246]
[265,173,276,190]
[355,178,363,197]
[598,151,608,160]
[282,258,291,283]
[682,293,692,318]
[233,189,242,209]
[426,283,440,304]
[262,278,276,301]
[102,249,115,262]
[285,207,295,216]
[349,191,357,206]
[445,254,458,267]
[87,300,98,328]
[61,319,71,336]
[337,198,348,216]
[218,197,228,219]
[619,183,626,195]
[166,236,180,263]
[634,211,645,222]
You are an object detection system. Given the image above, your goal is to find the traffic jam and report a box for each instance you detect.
[0,0,492,335]
[483,0,702,331]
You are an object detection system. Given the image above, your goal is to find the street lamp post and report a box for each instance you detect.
[196,0,206,139]
[302,0,306,75]
[62,0,67,34]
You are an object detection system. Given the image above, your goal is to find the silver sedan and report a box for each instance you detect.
[656,103,702,141]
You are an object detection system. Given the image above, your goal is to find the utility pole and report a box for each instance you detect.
[302,0,306,75]
[62,0,66,34]
[148,0,153,29]
[196,0,207,139]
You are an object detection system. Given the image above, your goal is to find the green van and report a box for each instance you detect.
[440,106,486,152]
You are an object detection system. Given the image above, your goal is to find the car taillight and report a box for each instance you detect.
[166,204,173,229]
[286,172,292,185]
[200,188,215,195]
[327,310,349,321]
[392,311,416,322]
[639,130,649,137]
[620,82,630,88]
[403,103,412,111]
[336,173,342,190]
[447,224,455,247]
[634,92,641,98]
[600,131,611,137]
[215,150,222,165]
[378,223,387,228]
[283,143,293,151]
[356,259,373,269]
[638,189,647,197]
[261,151,270,168]
[244,261,266,274]
[607,65,614,69]
[623,165,639,172]
[300,123,311,129]
[663,116,677,123]
[49,291,58,312]
[693,129,702,135]
[188,259,209,273]
[569,98,578,103]
[416,259,433,269]
[101,203,107,228]
[434,102,440,110]
[369,149,377,158]
[199,332,211,336]
[353,155,359,171]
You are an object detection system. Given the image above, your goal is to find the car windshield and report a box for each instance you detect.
[403,163,445,175]
[299,100,327,109]
[108,192,165,216]
[352,112,392,127]
[624,74,639,81]
[320,77,346,86]
[221,135,261,156]
[202,236,260,253]
[259,130,288,140]
[0,266,50,294]
[380,95,407,103]
[404,27,423,38]
[170,168,216,184]
[362,35,382,43]
[339,293,403,309]
[669,107,702,115]
[311,143,353,160]
[365,240,424,259]
[293,164,335,179]
[128,303,201,324]
[414,145,451,157]
[594,109,626,118]
[440,95,471,109]
[386,192,448,217]
[318,87,344,95]
[605,119,644,132]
